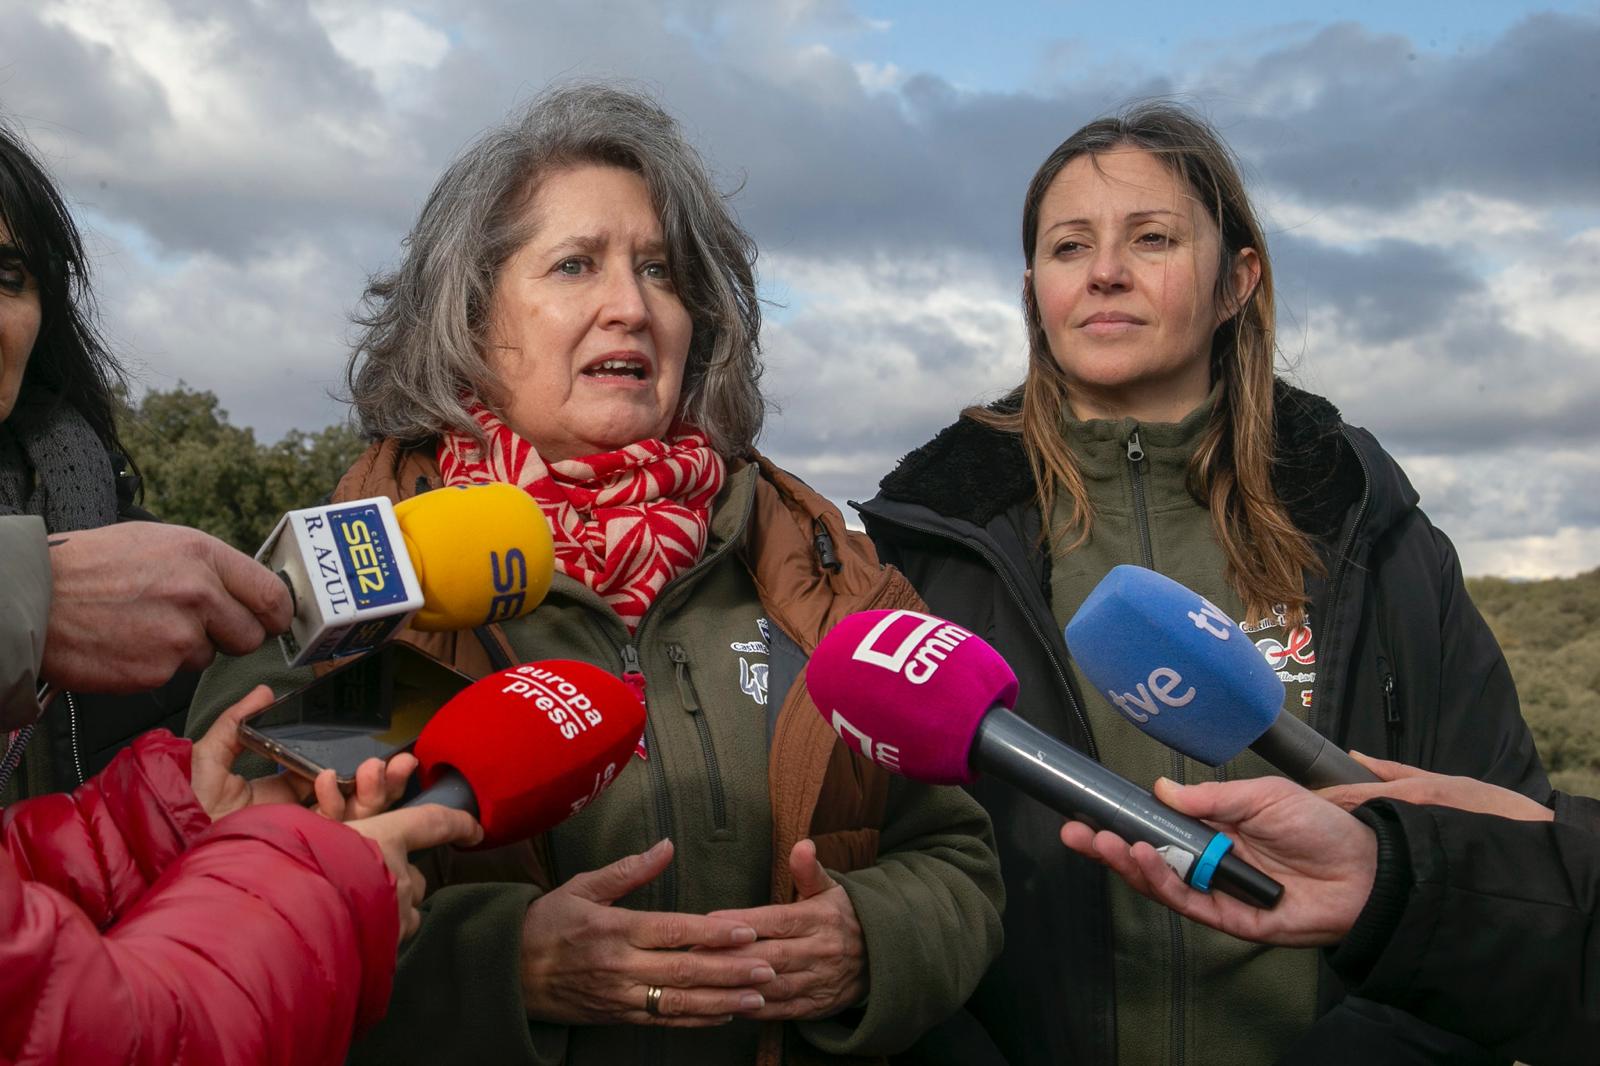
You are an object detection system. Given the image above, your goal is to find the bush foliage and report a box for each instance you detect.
[1468,569,1600,795]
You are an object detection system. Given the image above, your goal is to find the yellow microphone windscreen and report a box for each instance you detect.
[394,483,555,631]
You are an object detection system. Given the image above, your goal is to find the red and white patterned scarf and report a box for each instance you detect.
[436,403,726,631]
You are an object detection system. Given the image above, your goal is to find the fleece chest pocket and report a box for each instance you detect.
[666,642,731,835]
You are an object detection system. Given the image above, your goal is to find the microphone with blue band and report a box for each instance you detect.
[1064,565,1380,789]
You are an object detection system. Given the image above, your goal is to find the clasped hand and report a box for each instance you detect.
[519,838,867,1027]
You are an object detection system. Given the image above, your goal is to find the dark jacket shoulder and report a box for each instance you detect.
[874,379,1368,543]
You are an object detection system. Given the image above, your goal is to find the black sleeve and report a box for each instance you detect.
[1550,790,1600,835]
[1328,799,1600,1066]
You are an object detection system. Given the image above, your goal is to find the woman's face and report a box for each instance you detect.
[1027,148,1258,423]
[482,164,693,461]
[0,219,42,423]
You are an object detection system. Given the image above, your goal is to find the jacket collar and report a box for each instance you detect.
[873,379,1378,543]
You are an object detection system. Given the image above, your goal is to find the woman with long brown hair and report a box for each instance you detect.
[860,103,1547,1066]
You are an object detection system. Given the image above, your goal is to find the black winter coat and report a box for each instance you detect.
[859,382,1549,1066]
[1322,796,1600,1066]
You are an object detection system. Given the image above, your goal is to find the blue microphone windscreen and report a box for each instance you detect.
[1064,565,1284,766]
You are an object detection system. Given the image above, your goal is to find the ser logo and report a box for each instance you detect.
[850,610,972,685]
[485,548,529,623]
[339,519,388,595]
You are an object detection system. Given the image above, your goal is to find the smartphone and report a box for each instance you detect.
[239,641,473,787]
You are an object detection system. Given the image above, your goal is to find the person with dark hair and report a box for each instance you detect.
[860,102,1546,1065]
[187,84,1004,1066]
[0,120,486,1064]
[0,119,217,801]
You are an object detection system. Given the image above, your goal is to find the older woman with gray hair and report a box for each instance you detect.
[186,84,1003,1066]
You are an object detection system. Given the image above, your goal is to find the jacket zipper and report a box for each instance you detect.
[1307,427,1373,738]
[862,510,1097,761]
[622,642,678,911]
[605,490,754,913]
[66,691,86,786]
[667,643,728,833]
[1128,429,1185,1066]
[0,724,32,795]
[1126,431,1155,571]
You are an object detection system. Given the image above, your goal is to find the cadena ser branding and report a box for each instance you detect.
[485,547,529,624]
[294,502,409,616]
[850,610,973,685]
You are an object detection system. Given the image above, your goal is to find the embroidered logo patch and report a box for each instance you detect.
[740,659,769,706]
[734,617,771,706]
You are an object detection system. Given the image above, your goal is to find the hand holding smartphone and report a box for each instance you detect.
[238,642,473,791]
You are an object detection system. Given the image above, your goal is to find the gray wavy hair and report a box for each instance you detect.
[347,84,764,457]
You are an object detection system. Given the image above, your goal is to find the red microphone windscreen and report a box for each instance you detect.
[805,609,1017,784]
[414,659,645,845]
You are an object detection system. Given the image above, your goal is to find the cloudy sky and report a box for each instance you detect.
[3,0,1597,577]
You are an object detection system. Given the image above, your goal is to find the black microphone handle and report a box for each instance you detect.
[404,767,479,818]
[972,708,1281,909]
[1249,712,1380,788]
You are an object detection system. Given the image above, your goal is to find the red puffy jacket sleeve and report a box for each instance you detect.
[0,732,400,1065]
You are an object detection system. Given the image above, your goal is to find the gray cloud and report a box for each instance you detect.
[1,0,1595,573]
[1272,235,1483,343]
[1221,15,1600,209]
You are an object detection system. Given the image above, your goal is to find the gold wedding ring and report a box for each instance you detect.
[645,984,664,1016]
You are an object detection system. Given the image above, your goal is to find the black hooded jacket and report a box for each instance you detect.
[858,381,1549,1066]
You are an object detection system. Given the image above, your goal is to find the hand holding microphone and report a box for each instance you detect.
[1061,775,1377,947]
[805,609,1283,909]
[348,804,484,941]
[40,522,293,694]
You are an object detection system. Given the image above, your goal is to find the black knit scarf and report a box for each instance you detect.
[0,397,118,533]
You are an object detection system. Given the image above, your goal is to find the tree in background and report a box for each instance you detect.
[117,384,366,552]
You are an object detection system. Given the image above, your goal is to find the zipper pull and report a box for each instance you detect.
[621,644,650,761]
[1126,430,1145,464]
[620,644,647,706]
[1381,671,1400,729]
[666,644,702,714]
[812,518,842,574]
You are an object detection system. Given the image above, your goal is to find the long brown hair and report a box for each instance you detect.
[972,102,1319,625]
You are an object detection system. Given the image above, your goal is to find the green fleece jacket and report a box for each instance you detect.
[1048,403,1320,1066]
[187,459,1004,1066]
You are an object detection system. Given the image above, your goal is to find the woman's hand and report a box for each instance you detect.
[347,804,483,940]
[1060,776,1378,948]
[704,840,868,1021]
[518,839,774,1027]
[190,684,419,822]
[1317,751,1554,822]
